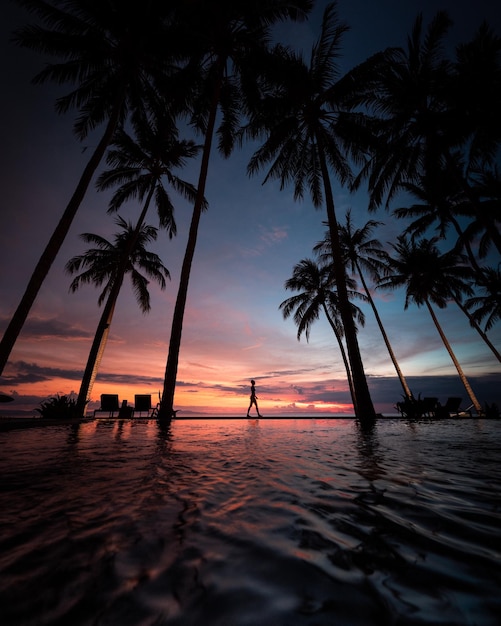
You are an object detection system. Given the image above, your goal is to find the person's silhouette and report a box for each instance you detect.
[247,379,262,417]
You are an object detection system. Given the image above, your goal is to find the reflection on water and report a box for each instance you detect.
[1,418,500,625]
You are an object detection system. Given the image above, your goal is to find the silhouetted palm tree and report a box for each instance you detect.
[379,236,483,414]
[246,3,380,420]
[279,258,366,409]
[66,216,169,415]
[97,108,202,238]
[465,266,501,333]
[158,0,313,419]
[394,165,484,277]
[394,171,501,362]
[359,12,501,254]
[316,210,414,401]
[1,0,172,376]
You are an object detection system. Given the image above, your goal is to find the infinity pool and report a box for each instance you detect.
[1,418,500,625]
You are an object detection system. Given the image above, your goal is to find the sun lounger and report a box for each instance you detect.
[94,394,120,417]
[422,397,439,418]
[436,397,463,418]
[133,394,153,417]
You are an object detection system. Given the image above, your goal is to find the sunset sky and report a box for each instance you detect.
[1,0,500,417]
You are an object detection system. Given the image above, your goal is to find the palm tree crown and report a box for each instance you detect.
[379,236,472,310]
[67,216,169,313]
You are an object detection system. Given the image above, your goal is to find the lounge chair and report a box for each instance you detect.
[134,394,153,417]
[94,394,120,417]
[436,397,462,418]
[422,397,439,418]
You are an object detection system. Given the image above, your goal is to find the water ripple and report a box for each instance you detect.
[0,418,500,625]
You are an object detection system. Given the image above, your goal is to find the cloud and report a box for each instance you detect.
[259,225,289,246]
[0,316,92,341]
[3,360,164,387]
[3,360,83,385]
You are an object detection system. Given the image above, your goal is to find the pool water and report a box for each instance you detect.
[1,418,500,625]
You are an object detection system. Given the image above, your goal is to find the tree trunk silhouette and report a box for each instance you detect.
[321,302,356,409]
[425,299,483,414]
[0,98,124,378]
[453,297,501,364]
[318,146,375,421]
[158,61,224,419]
[355,260,413,400]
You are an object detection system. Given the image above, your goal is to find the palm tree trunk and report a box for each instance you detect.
[317,146,376,421]
[321,303,356,408]
[425,299,483,414]
[0,99,124,378]
[76,282,122,416]
[76,189,155,416]
[453,297,501,363]
[356,261,413,400]
[158,62,224,420]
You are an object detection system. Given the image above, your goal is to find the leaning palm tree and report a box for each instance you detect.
[279,258,366,411]
[316,210,414,401]
[66,216,170,415]
[157,0,313,419]
[0,0,173,376]
[379,236,483,414]
[246,3,380,420]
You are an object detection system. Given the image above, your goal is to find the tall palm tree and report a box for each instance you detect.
[66,216,170,415]
[246,3,380,420]
[0,0,173,376]
[316,210,414,400]
[157,0,313,419]
[279,258,366,411]
[379,236,483,414]
[393,169,501,363]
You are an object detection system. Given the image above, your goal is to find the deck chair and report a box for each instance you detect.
[94,394,120,417]
[436,397,462,418]
[134,394,152,417]
[422,397,439,418]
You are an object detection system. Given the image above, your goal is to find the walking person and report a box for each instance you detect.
[247,379,263,417]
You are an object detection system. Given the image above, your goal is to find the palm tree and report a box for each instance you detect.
[97,108,202,238]
[465,266,501,333]
[279,258,366,412]
[0,0,173,376]
[358,12,501,254]
[157,0,313,419]
[316,210,414,401]
[379,236,483,414]
[66,216,170,415]
[246,3,380,420]
[393,169,501,362]
[394,165,485,278]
